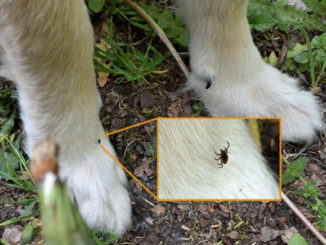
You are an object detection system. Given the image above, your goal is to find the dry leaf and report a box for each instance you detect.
[260,226,283,242]
[144,124,155,134]
[97,70,110,87]
[151,205,166,216]
[268,202,275,213]
[134,157,154,178]
[145,217,154,225]
[219,204,230,213]
[226,231,239,240]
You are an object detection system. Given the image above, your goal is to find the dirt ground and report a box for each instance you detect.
[1,1,326,244]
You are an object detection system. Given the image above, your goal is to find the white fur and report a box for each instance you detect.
[0,1,131,235]
[177,0,323,143]
[159,119,279,199]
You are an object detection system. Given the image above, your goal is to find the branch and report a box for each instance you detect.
[282,192,326,244]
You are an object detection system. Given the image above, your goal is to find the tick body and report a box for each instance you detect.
[214,141,230,168]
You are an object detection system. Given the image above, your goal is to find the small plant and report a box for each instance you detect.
[92,230,120,245]
[0,87,38,228]
[94,35,166,85]
[282,157,326,231]
[93,0,188,47]
[148,144,157,161]
[282,32,326,91]
[248,0,326,33]
[192,101,204,116]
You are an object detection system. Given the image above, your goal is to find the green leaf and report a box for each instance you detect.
[247,6,275,31]
[87,0,105,13]
[288,233,308,245]
[20,220,36,244]
[312,33,326,49]
[294,52,309,64]
[282,157,307,185]
[287,43,308,59]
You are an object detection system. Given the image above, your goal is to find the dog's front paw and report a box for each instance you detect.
[59,139,131,236]
[188,63,323,143]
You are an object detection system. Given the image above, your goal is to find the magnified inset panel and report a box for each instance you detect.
[158,118,281,201]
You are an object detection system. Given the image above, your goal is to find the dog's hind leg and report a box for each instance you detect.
[0,1,131,235]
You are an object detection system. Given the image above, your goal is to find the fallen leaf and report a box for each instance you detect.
[151,205,166,216]
[269,202,276,213]
[219,204,230,213]
[167,104,181,117]
[144,124,155,134]
[226,231,239,240]
[167,92,178,102]
[147,231,159,245]
[134,157,154,178]
[260,226,283,242]
[145,217,154,225]
[97,69,110,87]
[280,216,288,222]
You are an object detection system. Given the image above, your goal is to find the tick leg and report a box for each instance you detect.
[214,149,221,156]
[226,141,230,150]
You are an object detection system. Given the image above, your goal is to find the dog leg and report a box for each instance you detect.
[177,0,323,143]
[0,1,131,235]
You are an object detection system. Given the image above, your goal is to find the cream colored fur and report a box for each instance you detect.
[0,1,131,235]
[177,0,323,143]
[159,119,279,199]
[0,0,322,236]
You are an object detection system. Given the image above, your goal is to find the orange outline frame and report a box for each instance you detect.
[101,117,282,202]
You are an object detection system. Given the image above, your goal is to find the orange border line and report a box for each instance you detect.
[156,116,281,120]
[279,117,282,200]
[156,117,282,201]
[101,118,158,137]
[159,198,282,202]
[157,119,160,199]
[100,145,158,201]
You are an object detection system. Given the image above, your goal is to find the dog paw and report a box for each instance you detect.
[59,138,131,236]
[187,63,323,143]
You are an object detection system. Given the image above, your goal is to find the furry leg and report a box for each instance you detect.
[177,0,323,143]
[0,0,131,235]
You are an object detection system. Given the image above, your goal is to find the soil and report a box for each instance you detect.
[1,1,326,244]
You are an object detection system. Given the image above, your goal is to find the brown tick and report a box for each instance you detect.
[213,141,230,168]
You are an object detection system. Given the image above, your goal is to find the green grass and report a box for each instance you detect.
[0,88,38,229]
[282,157,326,231]
[94,35,166,85]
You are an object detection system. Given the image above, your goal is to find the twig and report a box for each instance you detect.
[282,192,326,244]
[123,139,136,161]
[123,0,189,78]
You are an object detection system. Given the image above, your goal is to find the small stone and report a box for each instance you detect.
[2,225,23,244]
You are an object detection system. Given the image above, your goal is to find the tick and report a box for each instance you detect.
[213,141,230,168]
